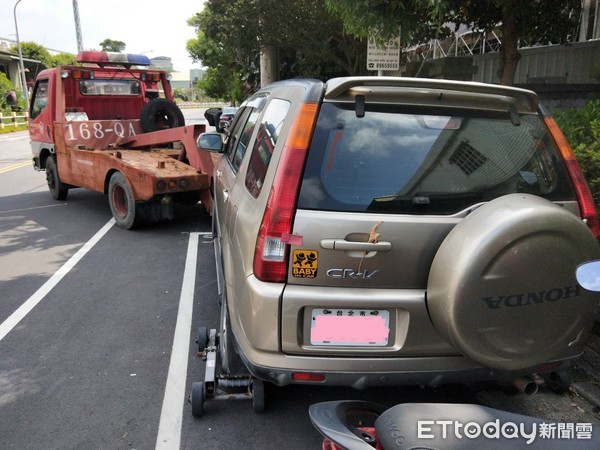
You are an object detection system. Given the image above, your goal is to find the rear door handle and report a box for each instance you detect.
[222,189,229,202]
[320,239,392,252]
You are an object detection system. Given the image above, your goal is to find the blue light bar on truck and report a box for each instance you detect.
[76,51,152,67]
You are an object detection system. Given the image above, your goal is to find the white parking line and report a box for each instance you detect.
[0,203,67,215]
[0,218,115,342]
[155,232,209,450]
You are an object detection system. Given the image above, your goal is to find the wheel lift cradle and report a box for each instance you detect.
[190,327,265,417]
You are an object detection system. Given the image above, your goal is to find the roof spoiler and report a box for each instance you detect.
[324,77,539,113]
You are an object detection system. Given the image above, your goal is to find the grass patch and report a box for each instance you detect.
[0,124,28,134]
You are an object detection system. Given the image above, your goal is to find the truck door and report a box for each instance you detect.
[29,78,54,166]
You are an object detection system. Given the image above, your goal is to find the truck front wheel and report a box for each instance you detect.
[108,172,141,229]
[46,158,68,200]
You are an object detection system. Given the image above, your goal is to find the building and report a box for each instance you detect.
[0,37,40,95]
[169,69,205,101]
[149,56,173,72]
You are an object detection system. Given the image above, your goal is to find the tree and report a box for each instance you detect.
[9,41,53,81]
[99,39,126,52]
[324,0,447,45]
[10,43,78,73]
[325,0,581,85]
[187,0,368,99]
[186,9,252,103]
[51,53,77,66]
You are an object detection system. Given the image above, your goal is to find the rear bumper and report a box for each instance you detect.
[239,352,579,388]
[227,274,581,388]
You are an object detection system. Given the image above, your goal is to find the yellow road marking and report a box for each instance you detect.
[0,161,31,174]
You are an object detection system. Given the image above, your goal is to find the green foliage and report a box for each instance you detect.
[325,0,448,44]
[187,0,367,100]
[99,39,126,52]
[173,88,189,101]
[325,0,581,85]
[195,66,238,103]
[51,53,77,66]
[9,42,76,69]
[0,72,17,114]
[556,99,600,209]
[0,124,28,134]
[10,41,53,72]
[444,0,581,47]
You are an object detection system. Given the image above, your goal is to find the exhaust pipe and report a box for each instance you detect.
[513,376,538,395]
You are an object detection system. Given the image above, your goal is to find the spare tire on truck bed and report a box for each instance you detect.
[140,98,185,132]
[427,194,600,371]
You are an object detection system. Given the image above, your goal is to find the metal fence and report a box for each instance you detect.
[472,40,600,85]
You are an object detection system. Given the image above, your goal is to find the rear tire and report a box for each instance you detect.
[46,157,68,200]
[108,172,141,229]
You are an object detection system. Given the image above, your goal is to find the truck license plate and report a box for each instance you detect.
[310,308,390,346]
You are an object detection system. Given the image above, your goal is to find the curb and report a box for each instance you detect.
[572,381,600,409]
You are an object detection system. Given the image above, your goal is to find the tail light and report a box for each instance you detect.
[71,69,93,80]
[253,102,319,282]
[545,116,600,239]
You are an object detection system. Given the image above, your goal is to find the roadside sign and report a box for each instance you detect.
[367,36,400,71]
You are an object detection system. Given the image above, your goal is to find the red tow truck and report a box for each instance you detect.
[29,51,214,229]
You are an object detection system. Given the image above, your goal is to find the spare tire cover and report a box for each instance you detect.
[427,194,600,371]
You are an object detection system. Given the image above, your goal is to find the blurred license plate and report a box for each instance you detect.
[310,308,390,346]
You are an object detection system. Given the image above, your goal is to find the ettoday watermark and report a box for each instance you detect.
[418,420,593,444]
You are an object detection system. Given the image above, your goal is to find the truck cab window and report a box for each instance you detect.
[30,80,49,120]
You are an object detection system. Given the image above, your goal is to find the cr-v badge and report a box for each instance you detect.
[327,268,380,279]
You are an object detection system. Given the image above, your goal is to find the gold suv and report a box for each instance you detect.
[197,77,600,409]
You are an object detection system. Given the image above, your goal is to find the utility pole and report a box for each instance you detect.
[13,0,28,107]
[72,0,84,52]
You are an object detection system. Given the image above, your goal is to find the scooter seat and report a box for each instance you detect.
[375,402,599,449]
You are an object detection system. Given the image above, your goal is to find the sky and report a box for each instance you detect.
[1,0,205,73]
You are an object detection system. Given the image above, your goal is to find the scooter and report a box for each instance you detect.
[309,260,600,450]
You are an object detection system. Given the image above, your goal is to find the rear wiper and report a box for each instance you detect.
[372,192,483,204]
[367,192,484,213]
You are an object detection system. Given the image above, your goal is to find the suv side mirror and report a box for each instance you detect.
[197,132,223,152]
[576,261,600,292]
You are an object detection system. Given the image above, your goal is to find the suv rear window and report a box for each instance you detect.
[298,102,575,214]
